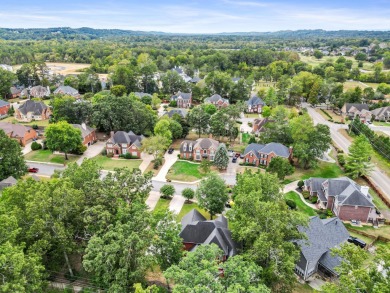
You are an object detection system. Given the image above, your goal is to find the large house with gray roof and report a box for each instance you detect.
[54,86,80,98]
[0,122,37,146]
[371,106,390,121]
[341,103,371,123]
[180,209,240,260]
[106,131,144,158]
[21,86,51,99]
[15,100,52,122]
[295,216,349,280]
[180,137,219,161]
[164,108,188,118]
[72,123,96,147]
[205,94,229,109]
[243,142,292,167]
[246,95,265,113]
[305,177,377,223]
[170,92,192,108]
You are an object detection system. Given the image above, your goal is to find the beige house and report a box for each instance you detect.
[180,137,219,161]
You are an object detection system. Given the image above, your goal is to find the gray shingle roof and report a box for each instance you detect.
[246,96,265,107]
[0,122,34,138]
[205,94,229,104]
[18,100,48,116]
[109,131,143,146]
[21,86,50,98]
[195,137,219,149]
[345,103,369,113]
[243,142,290,158]
[180,209,239,257]
[0,176,17,185]
[165,109,188,118]
[0,100,10,108]
[54,86,79,96]
[133,92,152,98]
[189,77,201,83]
[371,106,390,119]
[172,66,184,74]
[243,143,265,158]
[180,140,195,153]
[71,124,95,139]
[171,92,191,101]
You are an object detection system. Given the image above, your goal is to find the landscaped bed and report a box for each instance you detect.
[177,202,210,221]
[24,149,80,164]
[166,161,206,182]
[91,155,142,171]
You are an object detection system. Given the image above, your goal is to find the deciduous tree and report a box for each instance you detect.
[0,130,27,180]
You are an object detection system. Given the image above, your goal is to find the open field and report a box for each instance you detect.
[299,54,373,70]
[91,155,142,171]
[166,161,207,182]
[13,62,91,75]
[343,80,367,91]
[177,202,211,221]
[24,149,80,164]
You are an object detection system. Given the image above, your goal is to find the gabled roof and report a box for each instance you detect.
[180,140,195,153]
[18,100,48,116]
[243,143,265,158]
[246,95,265,107]
[172,66,184,74]
[205,94,229,104]
[21,86,50,98]
[344,103,369,113]
[194,137,219,149]
[108,131,144,147]
[0,122,34,138]
[71,124,95,139]
[165,109,188,118]
[0,176,17,185]
[171,92,191,101]
[189,77,202,83]
[232,77,241,82]
[180,209,239,257]
[371,106,390,118]
[54,86,79,96]
[243,142,290,158]
[0,100,10,108]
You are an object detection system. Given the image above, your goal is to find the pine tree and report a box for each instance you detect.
[213,144,229,170]
[345,135,373,179]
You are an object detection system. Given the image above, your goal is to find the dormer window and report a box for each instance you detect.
[183,143,187,152]
[250,153,253,157]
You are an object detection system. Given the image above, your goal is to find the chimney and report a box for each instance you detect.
[110,131,115,138]
[81,123,87,130]
[360,186,369,197]
[289,146,293,156]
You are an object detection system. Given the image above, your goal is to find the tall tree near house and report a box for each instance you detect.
[345,134,373,179]
[213,144,229,170]
[0,68,15,99]
[266,157,294,180]
[137,53,158,93]
[141,135,171,161]
[161,70,189,95]
[45,121,82,160]
[204,71,233,98]
[0,130,27,181]
[154,119,172,142]
[264,87,278,107]
[196,173,228,219]
[188,106,210,138]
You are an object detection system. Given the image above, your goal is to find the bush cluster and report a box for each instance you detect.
[31,141,42,151]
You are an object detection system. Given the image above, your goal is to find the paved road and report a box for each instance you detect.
[26,162,66,176]
[305,104,390,199]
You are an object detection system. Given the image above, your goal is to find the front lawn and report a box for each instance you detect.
[91,155,142,171]
[144,159,165,176]
[177,202,211,221]
[1,116,49,127]
[24,149,80,164]
[284,191,318,217]
[153,198,171,214]
[166,161,206,182]
[284,161,344,184]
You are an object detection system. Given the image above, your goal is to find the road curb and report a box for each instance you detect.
[26,160,65,167]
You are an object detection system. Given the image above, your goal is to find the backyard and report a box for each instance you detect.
[91,155,142,171]
[284,161,344,184]
[1,116,50,127]
[166,160,207,182]
[24,149,80,164]
[344,223,390,240]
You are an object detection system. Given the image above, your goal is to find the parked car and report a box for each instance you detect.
[28,167,39,173]
[167,148,174,154]
[228,150,234,157]
[234,152,241,158]
[240,153,244,159]
[348,236,366,248]
[232,157,237,163]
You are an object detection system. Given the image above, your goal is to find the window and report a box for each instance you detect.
[183,143,187,151]
[204,149,207,154]
[189,144,192,151]
[122,148,127,154]
[250,153,253,157]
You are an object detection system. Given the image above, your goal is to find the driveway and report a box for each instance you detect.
[22,139,43,155]
[146,191,160,210]
[153,150,179,181]
[138,152,153,173]
[76,141,105,165]
[239,114,257,133]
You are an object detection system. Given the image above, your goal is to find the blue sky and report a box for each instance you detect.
[1,0,389,33]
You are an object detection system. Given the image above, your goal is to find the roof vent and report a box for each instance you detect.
[361,186,369,197]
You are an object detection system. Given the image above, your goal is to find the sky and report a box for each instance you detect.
[1,0,390,33]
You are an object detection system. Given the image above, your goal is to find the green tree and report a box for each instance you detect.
[200,159,212,174]
[45,121,82,160]
[154,119,172,142]
[345,134,373,179]
[205,71,233,98]
[0,130,27,180]
[213,144,229,170]
[261,105,271,117]
[151,93,161,109]
[202,103,217,115]
[161,70,189,95]
[110,84,127,96]
[141,135,170,160]
[0,68,15,99]
[51,95,93,124]
[182,188,195,203]
[266,157,294,180]
[160,184,175,199]
[313,50,324,59]
[264,87,278,107]
[188,106,210,138]
[64,75,79,89]
[196,173,228,219]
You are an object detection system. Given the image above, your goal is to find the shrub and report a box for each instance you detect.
[182,188,195,202]
[297,180,304,189]
[42,140,48,150]
[169,101,177,107]
[337,154,346,166]
[31,141,42,151]
[107,152,114,158]
[160,184,175,199]
[285,199,297,210]
[101,149,107,156]
[31,124,38,130]
[302,190,310,199]
[123,153,133,159]
[310,196,318,204]
[153,157,163,169]
[248,122,253,127]
[71,144,87,155]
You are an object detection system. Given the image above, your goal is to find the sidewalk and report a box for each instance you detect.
[146,191,160,210]
[153,150,179,181]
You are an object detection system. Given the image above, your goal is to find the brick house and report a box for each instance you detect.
[371,106,390,121]
[0,100,10,117]
[252,117,273,134]
[180,137,219,161]
[243,142,292,166]
[10,86,24,99]
[72,123,96,147]
[246,95,265,113]
[305,177,377,223]
[54,86,80,98]
[170,92,192,108]
[180,209,240,260]
[341,103,371,123]
[0,122,37,146]
[15,100,52,122]
[205,94,229,108]
[21,86,51,99]
[106,131,144,158]
[295,216,349,281]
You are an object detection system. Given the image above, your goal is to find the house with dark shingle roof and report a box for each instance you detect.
[189,77,202,83]
[295,216,349,280]
[72,123,97,147]
[21,86,51,98]
[246,95,265,113]
[164,108,188,118]
[15,100,52,122]
[205,94,229,109]
[0,176,17,190]
[243,142,292,167]
[0,100,10,118]
[180,209,240,260]
[341,103,371,123]
[305,177,377,223]
[170,92,192,108]
[180,137,219,161]
[106,131,144,158]
[371,106,390,121]
[54,86,80,98]
[0,122,37,146]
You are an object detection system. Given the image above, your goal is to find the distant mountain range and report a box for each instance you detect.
[0,27,389,40]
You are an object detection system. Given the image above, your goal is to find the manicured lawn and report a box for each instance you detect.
[315,108,344,123]
[241,132,251,144]
[343,80,367,91]
[24,149,80,164]
[355,177,389,211]
[153,198,171,214]
[284,161,344,183]
[1,116,50,127]
[177,202,211,221]
[166,161,206,182]
[284,191,318,217]
[344,223,390,239]
[91,155,142,171]
[373,121,390,127]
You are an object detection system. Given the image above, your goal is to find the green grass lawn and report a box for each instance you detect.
[177,202,211,221]
[91,155,142,171]
[344,223,390,239]
[299,54,373,70]
[373,121,390,127]
[284,191,318,217]
[166,161,206,182]
[153,198,171,214]
[1,116,50,127]
[24,149,80,164]
[284,161,344,184]
[241,132,251,144]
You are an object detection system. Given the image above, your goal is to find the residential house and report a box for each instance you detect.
[0,176,17,190]
[15,100,52,122]
[106,131,144,158]
[72,123,97,147]
[243,142,292,166]
[205,94,229,108]
[371,106,390,121]
[172,66,192,82]
[10,86,24,98]
[54,86,80,98]
[341,103,371,123]
[133,92,152,99]
[170,92,192,108]
[21,86,51,99]
[295,216,349,280]
[180,209,240,260]
[252,117,273,134]
[305,177,377,223]
[164,108,188,118]
[189,77,202,83]
[0,122,37,146]
[246,95,265,113]
[0,100,10,118]
[180,137,219,161]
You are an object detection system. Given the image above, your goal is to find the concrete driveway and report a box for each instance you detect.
[22,139,43,155]
[138,152,153,173]
[153,150,179,181]
[76,141,105,165]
